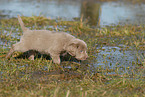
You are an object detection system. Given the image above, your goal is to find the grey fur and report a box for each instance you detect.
[6,15,88,64]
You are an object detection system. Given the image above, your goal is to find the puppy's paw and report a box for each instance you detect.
[53,59,60,64]
[28,55,35,60]
[52,57,60,64]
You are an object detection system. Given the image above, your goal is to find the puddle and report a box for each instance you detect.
[95,46,136,68]
[1,0,145,26]
[94,46,144,74]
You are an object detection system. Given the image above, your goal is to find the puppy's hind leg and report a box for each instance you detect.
[6,42,28,59]
[6,45,15,59]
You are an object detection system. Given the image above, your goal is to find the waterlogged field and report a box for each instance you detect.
[0,16,145,96]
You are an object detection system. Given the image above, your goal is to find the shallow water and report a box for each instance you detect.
[94,46,143,74]
[1,0,145,26]
[96,46,137,68]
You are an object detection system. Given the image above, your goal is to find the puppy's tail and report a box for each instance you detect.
[17,15,29,32]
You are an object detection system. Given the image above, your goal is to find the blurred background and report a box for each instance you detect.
[1,0,145,26]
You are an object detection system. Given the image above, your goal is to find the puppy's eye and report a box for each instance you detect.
[80,50,83,53]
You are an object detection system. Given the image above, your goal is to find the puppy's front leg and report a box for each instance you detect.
[28,50,35,60]
[51,54,60,64]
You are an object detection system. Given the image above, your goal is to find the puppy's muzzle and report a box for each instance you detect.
[76,54,88,61]
[82,55,88,60]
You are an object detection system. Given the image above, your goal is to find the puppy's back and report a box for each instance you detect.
[21,30,75,52]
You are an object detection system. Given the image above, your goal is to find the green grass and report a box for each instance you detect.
[0,16,145,97]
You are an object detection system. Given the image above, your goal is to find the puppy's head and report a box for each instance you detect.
[66,39,88,60]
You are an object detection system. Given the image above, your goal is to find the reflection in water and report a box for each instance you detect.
[0,0,81,20]
[81,1,101,25]
[0,0,145,26]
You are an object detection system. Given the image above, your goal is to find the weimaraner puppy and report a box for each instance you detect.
[6,15,88,64]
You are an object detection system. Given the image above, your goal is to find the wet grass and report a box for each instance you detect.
[0,16,145,97]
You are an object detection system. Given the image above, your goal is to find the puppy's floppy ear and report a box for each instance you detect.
[70,40,79,48]
[66,39,79,56]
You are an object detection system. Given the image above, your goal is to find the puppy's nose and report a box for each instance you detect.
[84,55,88,60]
